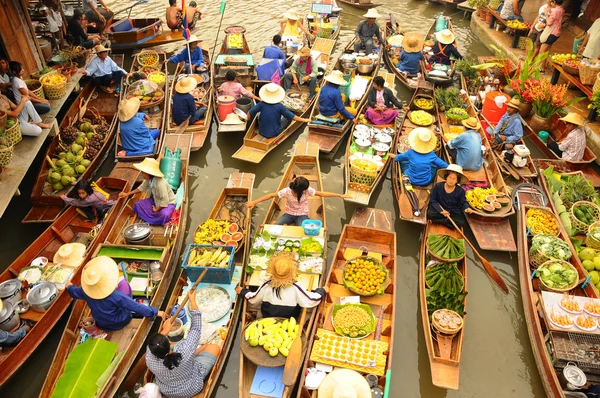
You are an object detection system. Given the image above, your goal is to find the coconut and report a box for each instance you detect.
[52,182,64,191]
[75,137,86,146]
[80,159,91,167]
[65,152,75,163]
[76,165,86,174]
[71,143,82,153]
[62,166,75,177]
[58,152,67,159]
[50,172,62,183]
[61,176,71,186]
[55,159,67,168]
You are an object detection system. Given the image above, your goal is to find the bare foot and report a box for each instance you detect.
[38,122,51,129]
[100,86,114,94]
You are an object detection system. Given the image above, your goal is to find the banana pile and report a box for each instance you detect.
[194,219,232,244]
[244,317,299,358]
[186,247,230,268]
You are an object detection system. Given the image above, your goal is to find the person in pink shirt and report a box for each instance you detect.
[246,176,349,226]
[218,70,261,102]
[539,0,564,73]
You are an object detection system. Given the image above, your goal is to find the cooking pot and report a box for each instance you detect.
[27,282,58,313]
[0,279,23,307]
[374,132,392,144]
[372,142,391,156]
[380,127,395,136]
[559,362,587,390]
[341,62,357,79]
[353,129,370,141]
[340,54,356,63]
[357,62,374,74]
[355,138,371,151]
[0,301,20,331]
[123,223,152,245]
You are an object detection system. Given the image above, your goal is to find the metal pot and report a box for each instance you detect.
[380,127,395,136]
[355,138,371,151]
[123,223,152,245]
[27,282,58,313]
[341,62,357,79]
[340,54,356,63]
[0,301,20,331]
[357,62,374,74]
[353,129,370,141]
[371,142,391,157]
[559,362,586,390]
[374,132,392,145]
[149,261,161,272]
[0,279,22,307]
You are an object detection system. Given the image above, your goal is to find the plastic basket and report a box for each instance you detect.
[587,222,600,250]
[0,139,14,167]
[580,62,600,85]
[537,260,579,292]
[5,119,21,145]
[25,79,45,100]
[40,73,67,100]
[302,219,322,236]
[181,243,235,284]
[569,201,600,234]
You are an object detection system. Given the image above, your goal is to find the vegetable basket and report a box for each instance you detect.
[529,247,555,268]
[136,50,159,67]
[537,260,579,293]
[0,139,14,167]
[569,201,600,234]
[580,62,600,85]
[349,159,378,192]
[40,73,67,100]
[410,94,435,112]
[125,71,147,86]
[31,68,57,80]
[5,119,21,145]
[148,71,166,89]
[587,222,600,250]
[25,79,45,99]
[528,233,572,268]
[426,239,466,263]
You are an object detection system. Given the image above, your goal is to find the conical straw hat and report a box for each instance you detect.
[81,256,119,299]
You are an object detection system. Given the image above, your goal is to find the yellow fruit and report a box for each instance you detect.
[269,347,279,357]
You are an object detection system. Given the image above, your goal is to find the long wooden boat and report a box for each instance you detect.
[517,203,599,398]
[438,76,516,252]
[107,18,198,50]
[39,134,192,398]
[295,207,396,397]
[115,50,168,162]
[344,71,398,205]
[535,158,600,189]
[420,15,456,88]
[239,141,327,398]
[0,165,139,386]
[23,55,124,224]
[419,222,468,390]
[383,14,422,92]
[306,37,382,157]
[337,0,382,9]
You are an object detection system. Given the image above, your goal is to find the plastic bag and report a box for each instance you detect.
[136,383,162,398]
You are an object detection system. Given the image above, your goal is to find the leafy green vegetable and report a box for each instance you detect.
[530,233,572,261]
[425,288,467,317]
[538,262,578,290]
[434,87,463,109]
[562,174,596,204]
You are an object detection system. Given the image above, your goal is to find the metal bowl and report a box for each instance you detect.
[357,62,374,74]
[371,142,391,156]
[355,138,371,151]
[353,130,371,141]
[374,132,392,144]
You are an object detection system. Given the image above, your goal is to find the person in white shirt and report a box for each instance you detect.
[579,18,600,60]
[44,3,64,49]
[81,45,127,93]
[10,61,51,115]
[547,113,587,162]
[530,0,550,58]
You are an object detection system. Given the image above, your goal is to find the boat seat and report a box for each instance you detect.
[111,19,140,33]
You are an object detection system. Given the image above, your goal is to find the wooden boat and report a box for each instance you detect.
[344,71,398,205]
[39,134,192,398]
[239,141,326,398]
[115,50,168,162]
[337,0,382,9]
[420,15,456,88]
[23,55,124,223]
[0,165,139,387]
[535,158,600,188]
[438,76,516,252]
[107,18,198,50]
[419,222,468,390]
[383,14,422,92]
[165,43,213,150]
[305,11,342,49]
[306,38,382,157]
[295,207,396,397]
[516,203,599,398]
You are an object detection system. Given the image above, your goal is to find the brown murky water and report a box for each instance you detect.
[0,1,547,397]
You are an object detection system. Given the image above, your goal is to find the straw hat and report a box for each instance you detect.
[324,70,347,86]
[402,32,424,53]
[118,98,141,122]
[318,369,372,398]
[81,256,119,299]
[362,8,381,19]
[461,117,480,130]
[175,76,197,94]
[93,44,110,54]
[435,29,455,45]
[187,35,202,44]
[267,253,299,289]
[284,10,300,20]
[222,113,244,125]
[506,97,521,110]
[297,46,311,57]
[133,157,164,178]
[53,243,87,268]
[560,112,585,126]
[408,127,438,154]
[259,83,285,104]
[437,164,469,186]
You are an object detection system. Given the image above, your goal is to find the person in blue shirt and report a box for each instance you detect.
[447,117,483,171]
[0,300,30,346]
[263,35,287,76]
[318,70,356,121]
[81,44,127,93]
[396,32,424,75]
[168,36,206,74]
[117,98,160,157]
[66,256,167,332]
[427,164,474,229]
[486,98,523,146]
[172,76,207,126]
[245,83,310,138]
[429,29,463,66]
[394,127,448,186]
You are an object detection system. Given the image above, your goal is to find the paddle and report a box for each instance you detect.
[175,116,191,135]
[439,206,509,294]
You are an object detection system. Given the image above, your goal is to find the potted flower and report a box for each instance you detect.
[468,0,489,21]
[528,79,585,132]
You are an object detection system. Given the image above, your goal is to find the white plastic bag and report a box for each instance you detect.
[136,383,162,398]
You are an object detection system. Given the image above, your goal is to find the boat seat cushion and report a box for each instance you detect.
[111,19,139,33]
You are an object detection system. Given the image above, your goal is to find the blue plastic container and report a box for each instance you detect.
[302,219,323,236]
[181,244,235,284]
[538,131,550,143]
[170,305,188,324]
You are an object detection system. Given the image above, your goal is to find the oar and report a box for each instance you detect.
[439,206,509,293]
[398,172,415,220]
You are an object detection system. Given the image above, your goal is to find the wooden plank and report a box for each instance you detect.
[227,172,255,189]
[349,208,393,232]
[466,217,516,252]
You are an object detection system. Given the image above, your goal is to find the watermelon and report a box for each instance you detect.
[492,201,501,209]
[228,223,239,234]
[485,195,496,203]
[483,204,495,213]
[226,240,239,248]
[220,233,232,242]
[231,232,243,241]
[495,192,507,198]
[496,197,510,207]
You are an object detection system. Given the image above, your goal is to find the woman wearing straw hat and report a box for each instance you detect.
[486,98,523,147]
[318,369,371,398]
[365,75,403,125]
[82,45,127,93]
[0,300,31,347]
[429,29,463,66]
[236,253,326,318]
[446,117,483,171]
[427,164,473,229]
[317,70,356,122]
[393,127,448,187]
[117,98,160,157]
[66,256,167,331]
[354,9,385,55]
[167,35,207,75]
[172,76,207,127]
[118,158,177,225]
[282,46,319,99]
[245,83,310,138]
[547,112,587,162]
[279,10,311,39]
[396,32,425,75]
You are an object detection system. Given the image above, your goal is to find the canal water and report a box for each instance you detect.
[0,0,548,397]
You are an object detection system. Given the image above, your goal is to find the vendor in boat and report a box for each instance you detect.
[318,70,356,122]
[146,289,220,398]
[279,10,312,39]
[427,164,473,229]
[172,76,207,127]
[486,98,523,146]
[547,112,587,162]
[246,175,348,226]
[447,117,483,171]
[61,180,115,223]
[0,301,30,347]
[118,158,177,225]
[236,253,327,318]
[166,0,201,31]
[82,45,127,94]
[354,9,385,55]
[263,35,287,75]
[429,29,462,66]
[393,127,448,187]
[396,32,425,75]
[66,256,167,332]
[167,35,207,75]
[67,9,101,50]
[10,61,51,116]
[365,75,403,125]
[82,0,113,34]
[117,98,160,157]
[0,93,50,136]
[244,83,310,139]
[282,46,318,99]
[218,70,260,102]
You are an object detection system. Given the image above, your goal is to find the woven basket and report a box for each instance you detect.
[411,94,435,112]
[529,246,555,269]
[5,119,21,145]
[517,36,527,50]
[31,68,57,80]
[427,238,466,263]
[147,72,166,89]
[488,0,502,9]
[137,50,159,67]
[41,74,67,100]
[593,72,600,93]
[580,63,600,85]
[537,260,579,292]
[140,66,160,75]
[25,79,45,100]
[350,159,378,190]
[562,63,580,77]
[587,222,600,250]
[570,201,600,234]
[0,140,14,167]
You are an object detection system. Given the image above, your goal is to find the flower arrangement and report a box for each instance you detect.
[524,79,584,119]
